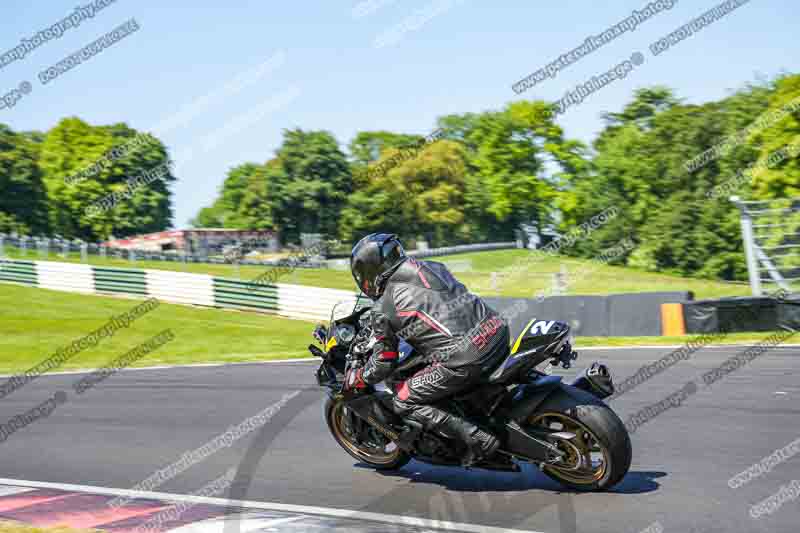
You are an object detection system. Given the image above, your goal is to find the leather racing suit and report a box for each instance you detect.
[359,257,510,457]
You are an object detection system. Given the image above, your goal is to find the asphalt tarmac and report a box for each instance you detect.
[0,344,798,532]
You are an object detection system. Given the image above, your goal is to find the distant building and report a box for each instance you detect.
[104,229,278,254]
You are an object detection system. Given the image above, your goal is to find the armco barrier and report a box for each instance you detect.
[485,292,692,337]
[608,292,694,337]
[683,295,799,334]
[0,259,353,323]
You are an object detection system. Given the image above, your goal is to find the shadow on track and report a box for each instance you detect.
[364,461,664,495]
[606,470,665,494]
[356,462,663,531]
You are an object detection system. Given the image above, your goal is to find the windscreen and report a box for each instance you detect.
[329,293,373,325]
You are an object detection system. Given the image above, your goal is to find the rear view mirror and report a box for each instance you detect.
[313,324,328,345]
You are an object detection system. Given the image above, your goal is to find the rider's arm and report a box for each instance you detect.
[361,296,400,385]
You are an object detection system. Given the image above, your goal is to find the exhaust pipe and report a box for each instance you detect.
[570,362,614,399]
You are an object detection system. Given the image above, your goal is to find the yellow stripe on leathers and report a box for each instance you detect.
[511,318,537,354]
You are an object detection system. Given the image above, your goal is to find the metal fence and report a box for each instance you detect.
[408,241,521,259]
[732,197,800,295]
[0,233,327,268]
[0,233,520,270]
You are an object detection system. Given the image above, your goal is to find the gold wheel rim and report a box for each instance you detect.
[331,402,401,466]
[528,412,610,485]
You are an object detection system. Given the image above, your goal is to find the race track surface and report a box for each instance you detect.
[1,345,798,532]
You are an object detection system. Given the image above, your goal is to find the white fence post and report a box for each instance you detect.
[732,196,764,296]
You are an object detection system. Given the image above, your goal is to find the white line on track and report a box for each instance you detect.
[0,477,545,533]
[168,514,309,533]
[0,486,36,497]
[0,358,319,379]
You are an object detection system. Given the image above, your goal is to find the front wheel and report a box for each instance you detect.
[528,403,631,491]
[325,397,410,470]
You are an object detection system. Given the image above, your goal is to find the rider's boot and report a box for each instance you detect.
[462,426,500,467]
[429,411,499,467]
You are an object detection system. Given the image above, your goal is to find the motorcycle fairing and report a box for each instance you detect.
[510,319,571,355]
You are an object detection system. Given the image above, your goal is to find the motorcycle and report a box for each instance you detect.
[309,296,632,491]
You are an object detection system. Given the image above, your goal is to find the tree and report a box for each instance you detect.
[190,206,224,228]
[749,74,800,199]
[38,118,174,240]
[438,101,588,241]
[0,124,49,235]
[571,84,773,278]
[601,86,680,130]
[192,162,277,230]
[348,131,423,166]
[271,129,352,242]
[340,140,469,246]
[193,129,352,243]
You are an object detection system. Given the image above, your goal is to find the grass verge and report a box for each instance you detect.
[0,523,99,533]
[0,283,316,375]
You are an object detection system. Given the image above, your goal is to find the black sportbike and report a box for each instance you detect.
[309,297,632,491]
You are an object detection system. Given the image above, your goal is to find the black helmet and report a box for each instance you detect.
[350,233,406,299]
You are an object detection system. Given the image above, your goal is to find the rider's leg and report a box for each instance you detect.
[392,362,499,466]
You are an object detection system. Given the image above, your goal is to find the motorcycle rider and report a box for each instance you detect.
[344,233,510,466]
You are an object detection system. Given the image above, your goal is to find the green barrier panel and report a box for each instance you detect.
[213,277,280,311]
[0,259,37,286]
[92,265,147,296]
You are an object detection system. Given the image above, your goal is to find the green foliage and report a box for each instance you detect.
[749,75,800,199]
[340,140,469,245]
[36,118,174,240]
[0,125,49,235]
[430,101,589,243]
[272,129,353,242]
[348,130,423,166]
[192,162,274,230]
[194,129,352,243]
[569,82,783,280]
[0,117,175,241]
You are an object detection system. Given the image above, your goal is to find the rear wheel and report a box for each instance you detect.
[528,404,631,491]
[325,397,410,470]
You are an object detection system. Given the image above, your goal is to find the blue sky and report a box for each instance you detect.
[1,0,797,229]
